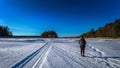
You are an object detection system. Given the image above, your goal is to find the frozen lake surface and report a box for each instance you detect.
[0,38,120,68]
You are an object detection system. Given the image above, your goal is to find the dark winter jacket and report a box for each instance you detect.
[79,38,86,46]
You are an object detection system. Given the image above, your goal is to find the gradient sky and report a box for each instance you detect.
[0,0,120,36]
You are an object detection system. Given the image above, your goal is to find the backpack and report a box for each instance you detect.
[79,39,86,45]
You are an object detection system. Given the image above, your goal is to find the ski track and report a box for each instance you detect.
[32,43,52,68]
[11,42,50,68]
[39,45,52,68]
[52,45,87,68]
[53,43,103,68]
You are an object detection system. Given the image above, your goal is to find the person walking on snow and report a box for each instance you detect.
[79,36,86,57]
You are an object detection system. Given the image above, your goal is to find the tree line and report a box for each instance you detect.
[0,25,58,38]
[41,30,58,38]
[0,25,13,37]
[81,19,120,38]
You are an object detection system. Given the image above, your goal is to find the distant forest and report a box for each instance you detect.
[81,19,120,38]
[0,25,13,37]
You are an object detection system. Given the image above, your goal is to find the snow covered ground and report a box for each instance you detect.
[0,38,120,68]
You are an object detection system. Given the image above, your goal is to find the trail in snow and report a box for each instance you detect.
[52,45,87,68]
[11,42,49,68]
[88,43,106,57]
[86,39,120,68]
[11,41,52,68]
[32,43,52,68]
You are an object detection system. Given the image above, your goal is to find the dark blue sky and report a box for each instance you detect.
[0,0,120,36]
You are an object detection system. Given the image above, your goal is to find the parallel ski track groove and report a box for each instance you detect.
[12,42,49,68]
[32,43,51,68]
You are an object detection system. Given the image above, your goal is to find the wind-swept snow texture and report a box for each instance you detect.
[0,38,120,68]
